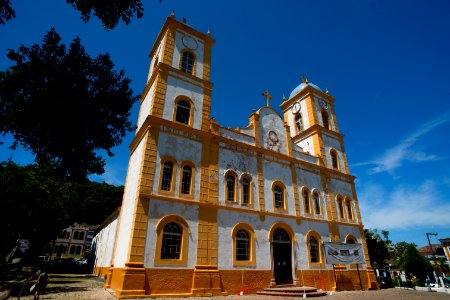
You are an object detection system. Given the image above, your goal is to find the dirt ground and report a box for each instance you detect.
[6,274,450,300]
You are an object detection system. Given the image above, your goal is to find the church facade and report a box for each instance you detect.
[92,15,378,297]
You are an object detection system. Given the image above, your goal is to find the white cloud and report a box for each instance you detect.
[352,112,450,174]
[359,180,450,230]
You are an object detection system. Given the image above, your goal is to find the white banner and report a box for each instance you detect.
[322,242,365,264]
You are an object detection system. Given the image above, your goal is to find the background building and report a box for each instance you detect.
[92,15,377,297]
[48,223,96,259]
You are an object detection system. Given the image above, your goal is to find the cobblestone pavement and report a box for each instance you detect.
[7,275,450,300]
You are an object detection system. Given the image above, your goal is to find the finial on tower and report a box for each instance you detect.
[282,94,287,101]
[301,76,309,84]
[326,87,329,95]
[182,18,187,24]
[207,27,211,35]
[262,90,273,107]
[170,10,175,17]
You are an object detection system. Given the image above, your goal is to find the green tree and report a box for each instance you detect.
[1,0,151,29]
[397,243,432,285]
[0,28,138,179]
[364,228,392,268]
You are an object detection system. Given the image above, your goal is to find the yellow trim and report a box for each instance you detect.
[312,189,321,216]
[239,173,254,208]
[271,180,288,212]
[290,166,301,218]
[154,214,190,266]
[344,197,354,220]
[158,156,177,194]
[224,170,238,203]
[301,187,311,215]
[268,222,296,242]
[173,96,195,127]
[306,230,324,268]
[231,223,256,267]
[179,161,195,199]
[345,234,357,243]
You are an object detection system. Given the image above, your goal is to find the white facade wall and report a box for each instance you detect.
[137,84,156,129]
[258,108,288,156]
[93,217,119,271]
[172,30,205,79]
[263,160,294,214]
[144,199,199,268]
[162,76,204,130]
[152,133,202,198]
[323,134,346,173]
[297,136,315,155]
[314,96,336,132]
[113,138,146,267]
[218,148,258,207]
[148,41,164,82]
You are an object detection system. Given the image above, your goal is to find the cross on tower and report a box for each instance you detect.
[262,90,272,107]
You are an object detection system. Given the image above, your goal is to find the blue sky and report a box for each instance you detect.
[1,0,450,248]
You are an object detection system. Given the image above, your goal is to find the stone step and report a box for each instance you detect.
[256,285,328,298]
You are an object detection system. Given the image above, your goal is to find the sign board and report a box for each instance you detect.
[322,242,365,264]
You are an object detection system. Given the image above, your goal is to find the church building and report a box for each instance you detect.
[92,15,378,298]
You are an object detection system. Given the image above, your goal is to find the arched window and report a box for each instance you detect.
[337,196,345,219]
[160,161,174,191]
[330,149,339,170]
[76,246,82,255]
[180,165,193,195]
[313,191,321,215]
[175,100,191,124]
[79,232,85,240]
[302,188,310,214]
[346,199,353,220]
[225,172,237,202]
[70,245,75,254]
[180,51,195,74]
[295,114,303,133]
[309,236,319,263]
[73,231,79,240]
[241,176,251,205]
[232,223,256,267]
[160,222,182,259]
[346,236,357,244]
[235,230,250,261]
[273,184,285,210]
[321,110,329,129]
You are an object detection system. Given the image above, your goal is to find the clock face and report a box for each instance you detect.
[319,98,328,109]
[292,101,301,114]
[182,35,198,50]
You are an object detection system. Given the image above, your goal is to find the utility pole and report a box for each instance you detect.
[426,232,438,257]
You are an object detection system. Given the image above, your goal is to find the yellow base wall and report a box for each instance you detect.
[101,267,377,297]
[93,267,110,278]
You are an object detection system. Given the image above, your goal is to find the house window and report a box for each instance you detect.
[181,165,192,195]
[161,161,174,191]
[274,185,284,209]
[321,110,329,129]
[235,230,250,261]
[73,231,79,240]
[302,189,310,214]
[313,191,321,215]
[160,222,182,259]
[180,51,195,74]
[330,149,339,170]
[76,246,82,255]
[70,245,75,254]
[295,114,303,133]
[175,100,191,124]
[225,172,236,202]
[242,177,251,205]
[79,232,85,240]
[346,199,353,220]
[337,196,345,219]
[309,236,319,263]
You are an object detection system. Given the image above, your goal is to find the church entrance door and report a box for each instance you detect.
[272,228,292,285]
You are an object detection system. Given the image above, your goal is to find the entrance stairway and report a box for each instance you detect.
[257,284,328,297]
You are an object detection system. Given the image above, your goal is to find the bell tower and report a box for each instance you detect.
[280,78,349,174]
[137,14,215,132]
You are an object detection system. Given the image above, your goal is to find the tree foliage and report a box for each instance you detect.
[66,0,145,30]
[364,228,392,268]
[0,28,138,179]
[0,0,15,25]
[0,0,149,29]
[397,243,432,284]
[0,162,123,256]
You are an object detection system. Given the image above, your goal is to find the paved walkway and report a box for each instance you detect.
[6,275,450,300]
